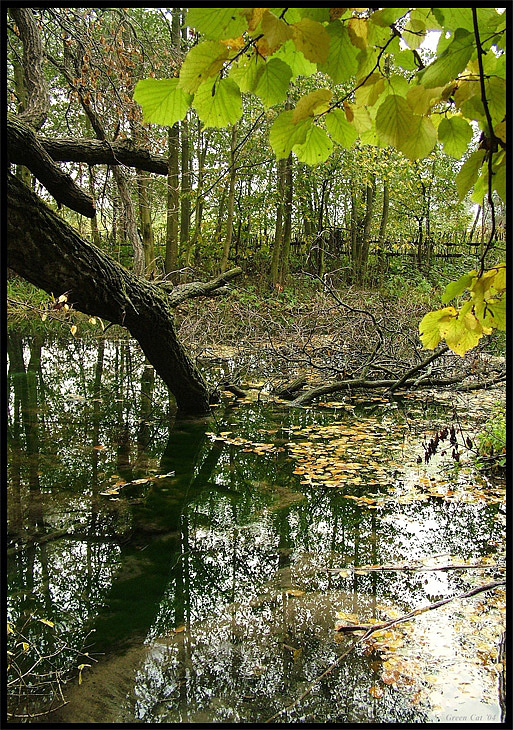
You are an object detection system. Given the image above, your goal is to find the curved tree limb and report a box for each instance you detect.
[7,114,96,217]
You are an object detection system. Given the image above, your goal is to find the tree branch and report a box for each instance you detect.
[7,114,96,218]
[38,137,170,175]
[159,267,243,307]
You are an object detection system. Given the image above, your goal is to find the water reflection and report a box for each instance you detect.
[6,333,505,723]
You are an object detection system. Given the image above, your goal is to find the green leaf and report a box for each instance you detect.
[133,79,192,127]
[370,8,405,27]
[420,28,475,88]
[492,154,506,203]
[229,54,265,93]
[402,17,426,50]
[179,41,229,94]
[254,58,292,108]
[375,94,413,148]
[273,40,317,79]
[185,7,248,41]
[455,149,486,200]
[293,125,333,165]
[319,22,359,84]
[399,115,437,160]
[297,8,331,23]
[325,109,358,148]
[270,110,312,159]
[193,77,242,128]
[477,296,506,331]
[484,76,506,125]
[437,116,473,158]
[393,49,418,71]
[441,271,475,304]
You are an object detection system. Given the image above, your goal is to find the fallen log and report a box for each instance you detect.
[274,376,308,399]
[288,371,506,407]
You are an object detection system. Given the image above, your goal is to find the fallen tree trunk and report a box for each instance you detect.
[7,172,214,415]
[288,371,506,407]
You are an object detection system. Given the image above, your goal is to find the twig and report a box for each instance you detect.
[264,579,505,722]
[327,562,505,574]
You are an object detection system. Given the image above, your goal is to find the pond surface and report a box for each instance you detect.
[6,333,506,724]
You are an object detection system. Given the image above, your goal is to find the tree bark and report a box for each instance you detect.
[136,170,156,278]
[7,172,211,416]
[38,136,169,175]
[9,8,48,131]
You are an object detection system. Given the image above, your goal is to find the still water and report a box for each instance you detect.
[7,333,505,724]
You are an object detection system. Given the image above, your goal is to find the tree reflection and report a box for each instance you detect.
[6,333,504,723]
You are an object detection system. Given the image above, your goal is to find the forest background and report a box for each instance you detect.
[6,7,506,416]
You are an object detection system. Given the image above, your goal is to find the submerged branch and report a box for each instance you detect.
[327,562,505,574]
[265,580,505,723]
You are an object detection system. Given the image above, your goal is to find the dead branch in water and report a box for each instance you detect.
[264,579,505,723]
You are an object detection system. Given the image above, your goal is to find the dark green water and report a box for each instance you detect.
[6,333,505,724]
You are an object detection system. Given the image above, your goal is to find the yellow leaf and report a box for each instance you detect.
[260,9,292,53]
[70,325,78,336]
[338,569,351,578]
[41,313,47,322]
[286,589,305,597]
[39,618,54,627]
[88,317,97,325]
[244,7,267,33]
[292,89,332,123]
[348,17,368,49]
[419,306,457,350]
[174,626,185,633]
[291,18,330,64]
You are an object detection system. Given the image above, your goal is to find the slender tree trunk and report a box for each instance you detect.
[359,176,376,281]
[187,124,208,266]
[13,59,32,187]
[166,123,180,278]
[378,177,389,247]
[278,152,293,285]
[136,170,156,279]
[220,125,238,273]
[271,157,286,286]
[180,114,191,251]
[88,166,102,248]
